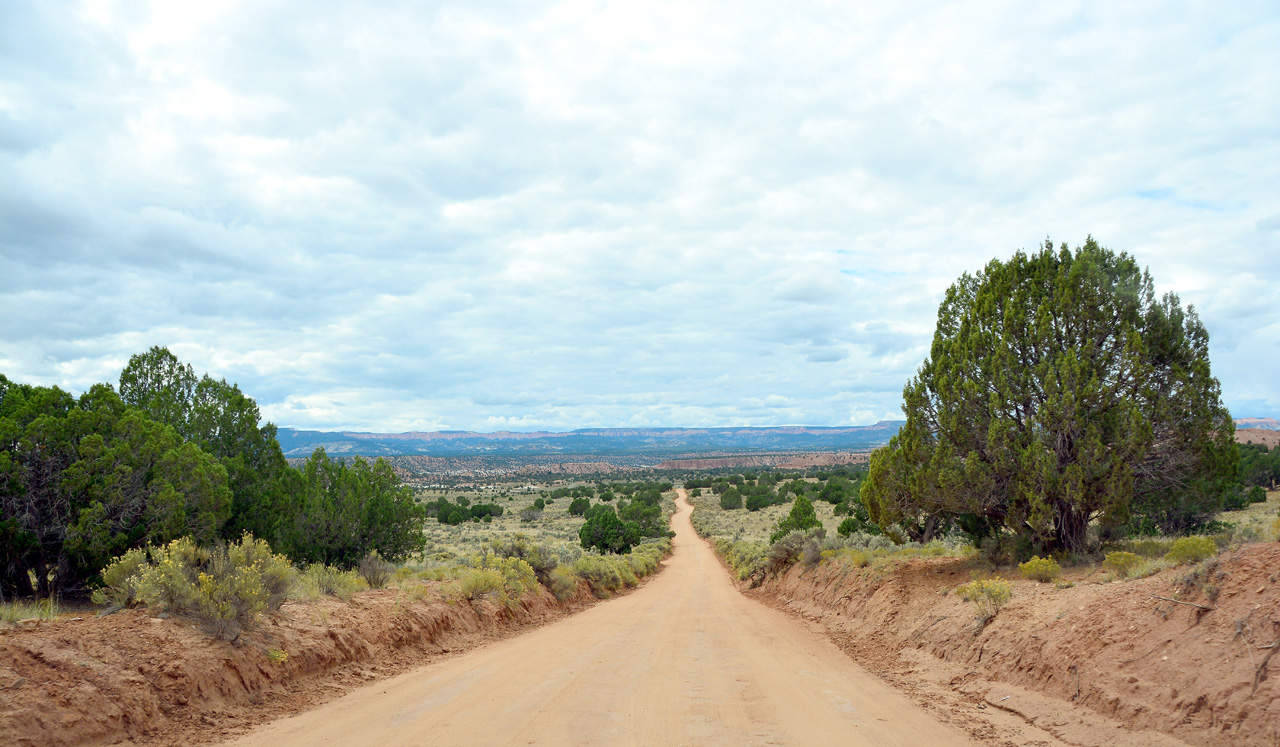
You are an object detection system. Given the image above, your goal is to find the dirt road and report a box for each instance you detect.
[224,491,975,746]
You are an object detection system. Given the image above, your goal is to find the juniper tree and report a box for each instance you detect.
[861,238,1236,552]
[578,504,640,554]
[119,347,291,543]
[770,494,822,543]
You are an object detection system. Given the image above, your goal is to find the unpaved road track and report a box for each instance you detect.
[225,491,975,746]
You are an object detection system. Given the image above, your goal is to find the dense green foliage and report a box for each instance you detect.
[578,505,641,554]
[1237,443,1280,490]
[0,378,231,596]
[1,348,426,597]
[769,494,822,543]
[862,239,1237,552]
[818,475,859,504]
[719,487,743,510]
[118,347,294,543]
[425,496,503,525]
[276,448,425,567]
[623,486,673,539]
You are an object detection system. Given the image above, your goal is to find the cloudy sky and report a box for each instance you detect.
[3,1,1278,432]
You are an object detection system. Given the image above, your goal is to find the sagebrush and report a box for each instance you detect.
[956,578,1012,623]
[96,534,295,641]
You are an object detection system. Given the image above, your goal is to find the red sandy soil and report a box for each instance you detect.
[750,544,1280,746]
[0,578,612,746]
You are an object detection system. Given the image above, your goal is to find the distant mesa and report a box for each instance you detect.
[1235,417,1280,431]
[275,422,906,458]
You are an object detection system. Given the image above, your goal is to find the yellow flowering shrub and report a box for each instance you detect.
[955,578,1012,622]
[1018,556,1062,583]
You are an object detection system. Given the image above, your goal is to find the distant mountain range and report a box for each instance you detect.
[274,417,1275,459]
[275,422,905,458]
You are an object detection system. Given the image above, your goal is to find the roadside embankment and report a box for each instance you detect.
[745,543,1280,746]
[0,573,647,746]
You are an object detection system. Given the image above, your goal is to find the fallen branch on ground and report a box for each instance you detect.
[1149,594,1215,611]
[1254,638,1280,695]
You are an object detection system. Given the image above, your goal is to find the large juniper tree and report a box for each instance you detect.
[861,238,1236,552]
[119,347,291,543]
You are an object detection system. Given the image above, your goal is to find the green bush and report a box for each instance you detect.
[579,505,641,554]
[1018,556,1062,583]
[955,578,1012,623]
[720,488,743,510]
[770,495,822,543]
[719,540,769,582]
[614,559,640,588]
[277,449,426,568]
[1119,538,1175,558]
[837,517,857,537]
[1103,551,1142,578]
[626,543,664,576]
[829,548,872,568]
[1164,536,1217,565]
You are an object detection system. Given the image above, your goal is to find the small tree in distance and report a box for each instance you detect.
[578,505,640,554]
[770,494,822,543]
[720,487,743,510]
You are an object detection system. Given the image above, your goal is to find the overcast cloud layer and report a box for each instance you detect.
[3,1,1278,432]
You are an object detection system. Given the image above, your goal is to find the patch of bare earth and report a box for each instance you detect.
[749,544,1280,746]
[0,579,617,746]
[1236,428,1280,449]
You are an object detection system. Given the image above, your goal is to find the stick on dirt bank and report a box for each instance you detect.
[223,491,976,746]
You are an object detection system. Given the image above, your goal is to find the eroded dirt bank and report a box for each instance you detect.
[0,578,613,746]
[748,544,1280,746]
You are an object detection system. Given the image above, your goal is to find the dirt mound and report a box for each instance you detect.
[0,579,610,746]
[752,544,1280,746]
